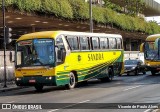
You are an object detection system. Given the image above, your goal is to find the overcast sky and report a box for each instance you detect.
[154,0,160,3]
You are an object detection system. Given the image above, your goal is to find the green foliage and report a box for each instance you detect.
[68,0,89,20]
[103,0,122,12]
[92,6,106,23]
[14,0,42,12]
[1,0,160,34]
[122,0,146,16]
[42,0,73,19]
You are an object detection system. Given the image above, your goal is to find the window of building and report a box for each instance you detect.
[80,37,89,50]
[66,36,79,50]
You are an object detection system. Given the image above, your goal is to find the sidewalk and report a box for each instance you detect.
[0,81,23,92]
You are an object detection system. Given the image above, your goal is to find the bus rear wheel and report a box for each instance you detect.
[151,70,156,75]
[107,68,114,81]
[66,72,76,89]
[34,85,43,91]
[100,68,114,82]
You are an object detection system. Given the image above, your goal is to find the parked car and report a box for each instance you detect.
[124,59,146,75]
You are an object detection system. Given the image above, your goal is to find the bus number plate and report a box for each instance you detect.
[29,80,36,83]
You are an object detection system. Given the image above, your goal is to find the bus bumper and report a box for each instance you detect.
[15,76,57,86]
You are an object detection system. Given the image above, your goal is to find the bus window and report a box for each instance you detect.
[91,37,99,50]
[109,38,117,49]
[66,36,79,50]
[80,37,89,50]
[100,37,108,49]
[117,38,122,49]
[56,36,66,64]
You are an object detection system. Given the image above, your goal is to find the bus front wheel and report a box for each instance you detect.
[34,85,43,91]
[66,72,76,89]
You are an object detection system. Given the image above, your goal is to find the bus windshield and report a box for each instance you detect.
[144,42,159,60]
[16,39,55,67]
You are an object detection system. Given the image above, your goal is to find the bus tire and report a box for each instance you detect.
[34,85,43,91]
[143,71,146,75]
[66,72,76,89]
[151,70,156,75]
[107,68,114,81]
[100,68,111,82]
[134,69,138,75]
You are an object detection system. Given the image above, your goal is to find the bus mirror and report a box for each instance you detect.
[9,51,14,62]
[140,43,144,52]
[57,48,64,62]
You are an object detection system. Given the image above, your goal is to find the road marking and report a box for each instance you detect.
[48,100,90,112]
[153,109,159,112]
[123,85,142,91]
[78,100,90,103]
[48,109,59,112]
[6,101,15,103]
[144,109,153,112]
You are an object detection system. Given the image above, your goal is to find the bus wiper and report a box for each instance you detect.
[151,52,158,61]
[33,59,44,65]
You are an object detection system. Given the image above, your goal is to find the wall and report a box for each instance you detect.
[0,51,15,82]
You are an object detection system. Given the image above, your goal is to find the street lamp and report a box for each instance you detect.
[2,0,7,88]
[89,0,93,33]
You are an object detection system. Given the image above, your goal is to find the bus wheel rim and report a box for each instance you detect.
[69,73,75,87]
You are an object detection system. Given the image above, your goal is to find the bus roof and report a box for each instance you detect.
[17,31,122,42]
[146,34,160,41]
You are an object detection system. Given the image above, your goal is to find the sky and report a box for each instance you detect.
[145,16,160,24]
[154,0,160,3]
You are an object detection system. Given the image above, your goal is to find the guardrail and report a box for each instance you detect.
[124,51,144,62]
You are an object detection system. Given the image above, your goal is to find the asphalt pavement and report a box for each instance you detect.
[0,72,160,112]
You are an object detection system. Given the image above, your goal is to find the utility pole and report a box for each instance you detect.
[89,0,93,32]
[2,0,7,88]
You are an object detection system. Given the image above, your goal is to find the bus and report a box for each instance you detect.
[13,31,124,91]
[140,34,160,75]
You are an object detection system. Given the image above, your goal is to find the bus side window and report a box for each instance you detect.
[55,36,66,64]
[109,38,116,49]
[66,36,79,50]
[80,37,89,50]
[114,38,117,49]
[100,37,108,49]
[117,38,122,49]
[91,37,100,50]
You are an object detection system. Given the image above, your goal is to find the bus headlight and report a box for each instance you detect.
[131,67,136,69]
[16,78,21,81]
[147,63,150,66]
[46,77,52,80]
[49,77,52,80]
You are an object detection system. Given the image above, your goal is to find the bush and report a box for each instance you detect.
[42,0,73,19]
[1,0,160,34]
[68,0,89,20]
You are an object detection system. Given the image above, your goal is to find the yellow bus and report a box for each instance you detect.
[140,34,160,75]
[13,31,124,91]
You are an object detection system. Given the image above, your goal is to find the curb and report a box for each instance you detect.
[0,86,23,92]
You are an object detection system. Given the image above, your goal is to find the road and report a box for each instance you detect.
[0,72,160,112]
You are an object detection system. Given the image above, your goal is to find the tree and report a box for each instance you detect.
[123,0,145,16]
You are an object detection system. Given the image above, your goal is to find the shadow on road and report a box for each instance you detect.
[1,73,160,96]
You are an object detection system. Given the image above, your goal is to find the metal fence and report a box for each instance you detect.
[124,51,144,62]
